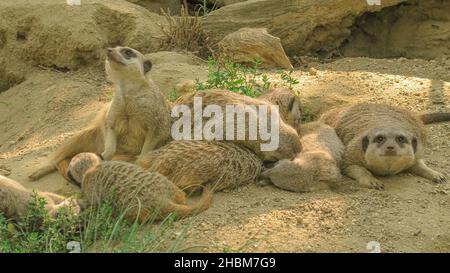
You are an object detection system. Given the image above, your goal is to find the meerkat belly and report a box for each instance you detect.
[365,156,416,176]
[113,115,148,154]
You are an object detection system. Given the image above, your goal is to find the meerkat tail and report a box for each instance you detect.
[420,112,450,124]
[166,185,213,219]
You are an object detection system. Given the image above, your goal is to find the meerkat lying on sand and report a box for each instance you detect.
[261,122,344,192]
[136,140,263,193]
[67,153,212,222]
[174,89,302,162]
[259,87,303,130]
[29,46,171,181]
[320,103,449,189]
[0,175,80,220]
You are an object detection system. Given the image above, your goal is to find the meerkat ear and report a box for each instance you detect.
[362,136,369,152]
[143,59,152,74]
[412,137,418,153]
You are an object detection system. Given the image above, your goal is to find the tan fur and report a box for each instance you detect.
[259,87,303,130]
[29,46,171,181]
[261,122,344,192]
[174,89,302,162]
[136,140,263,193]
[320,103,447,189]
[68,153,212,222]
[0,175,80,220]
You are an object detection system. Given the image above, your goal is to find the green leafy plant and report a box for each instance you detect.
[195,57,270,98]
[0,191,188,253]
[278,69,300,90]
[168,87,179,102]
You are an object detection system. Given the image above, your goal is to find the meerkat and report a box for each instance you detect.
[67,153,212,222]
[173,89,302,162]
[29,46,171,181]
[260,122,344,192]
[0,175,80,220]
[136,140,263,193]
[259,87,303,130]
[319,103,449,189]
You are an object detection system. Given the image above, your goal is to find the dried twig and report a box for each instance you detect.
[158,6,215,58]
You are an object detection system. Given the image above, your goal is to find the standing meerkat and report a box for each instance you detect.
[29,46,171,181]
[260,122,344,192]
[67,153,212,222]
[136,140,263,193]
[173,89,302,162]
[259,87,303,130]
[0,175,80,220]
[320,103,449,189]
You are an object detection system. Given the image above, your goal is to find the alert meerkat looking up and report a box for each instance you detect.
[0,175,80,220]
[173,89,302,162]
[29,46,171,181]
[260,121,344,192]
[68,153,212,222]
[136,140,263,193]
[320,103,449,189]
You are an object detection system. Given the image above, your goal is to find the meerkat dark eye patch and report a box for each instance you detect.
[412,137,418,153]
[374,135,385,144]
[143,60,152,74]
[362,136,369,152]
[67,170,81,187]
[121,48,136,59]
[396,135,408,144]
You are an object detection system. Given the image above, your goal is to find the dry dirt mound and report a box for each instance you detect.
[146,51,208,96]
[0,0,165,78]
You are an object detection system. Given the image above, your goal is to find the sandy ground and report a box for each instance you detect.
[0,56,449,252]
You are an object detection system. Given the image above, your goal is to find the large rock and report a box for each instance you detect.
[202,0,406,56]
[0,0,166,71]
[145,51,208,97]
[218,28,292,69]
[342,0,450,60]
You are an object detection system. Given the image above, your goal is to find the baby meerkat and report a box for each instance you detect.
[260,122,344,192]
[259,87,303,130]
[320,103,449,189]
[136,140,263,193]
[68,153,212,222]
[173,89,302,162]
[0,175,80,220]
[29,46,171,181]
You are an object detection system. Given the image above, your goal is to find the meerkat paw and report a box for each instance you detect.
[360,177,384,190]
[430,171,447,184]
[101,151,113,161]
[409,160,447,184]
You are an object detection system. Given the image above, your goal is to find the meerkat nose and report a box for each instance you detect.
[386,146,394,151]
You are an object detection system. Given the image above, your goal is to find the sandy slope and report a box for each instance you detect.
[0,56,449,252]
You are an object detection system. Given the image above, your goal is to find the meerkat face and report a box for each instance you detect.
[263,125,302,162]
[105,46,152,82]
[67,153,103,186]
[362,127,417,175]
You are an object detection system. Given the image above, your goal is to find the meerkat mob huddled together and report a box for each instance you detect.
[1,46,449,224]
